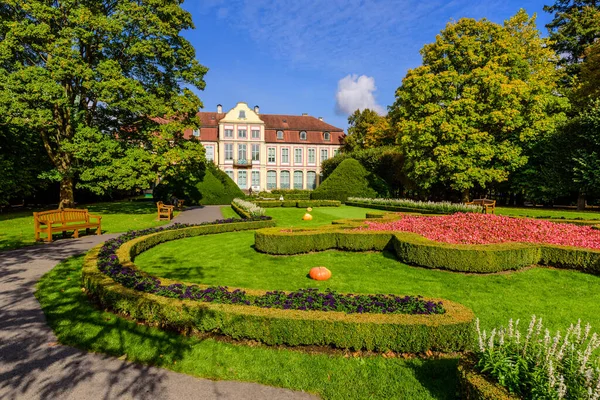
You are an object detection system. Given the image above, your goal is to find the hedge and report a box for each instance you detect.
[82,226,475,353]
[254,222,600,274]
[196,165,245,205]
[256,193,311,200]
[251,200,341,208]
[345,200,477,215]
[231,200,251,219]
[311,159,388,203]
[457,355,520,400]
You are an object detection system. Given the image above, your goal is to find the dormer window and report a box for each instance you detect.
[300,131,307,140]
[239,110,246,119]
[277,130,284,140]
[192,129,200,137]
[323,131,331,141]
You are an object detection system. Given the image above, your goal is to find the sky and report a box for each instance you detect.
[181,0,555,131]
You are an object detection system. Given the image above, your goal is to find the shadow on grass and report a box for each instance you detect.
[24,256,461,399]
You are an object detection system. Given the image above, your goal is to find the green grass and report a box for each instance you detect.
[135,230,600,333]
[496,206,600,220]
[36,256,459,400]
[0,201,177,252]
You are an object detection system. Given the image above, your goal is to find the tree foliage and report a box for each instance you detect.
[0,0,208,207]
[544,0,600,79]
[343,109,382,152]
[390,10,568,200]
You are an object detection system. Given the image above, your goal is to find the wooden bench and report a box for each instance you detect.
[34,209,102,242]
[157,201,174,220]
[466,199,496,214]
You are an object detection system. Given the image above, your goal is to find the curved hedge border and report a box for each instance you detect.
[254,219,600,274]
[457,356,520,400]
[82,223,475,352]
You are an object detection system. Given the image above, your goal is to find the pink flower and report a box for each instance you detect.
[356,213,600,250]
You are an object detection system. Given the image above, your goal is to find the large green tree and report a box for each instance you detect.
[544,0,600,80]
[390,10,568,201]
[342,109,382,152]
[0,0,208,207]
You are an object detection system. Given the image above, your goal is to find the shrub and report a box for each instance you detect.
[251,200,341,208]
[195,165,244,205]
[232,198,266,218]
[257,191,311,200]
[311,159,389,203]
[347,197,480,214]
[457,355,520,400]
[269,189,312,195]
[472,316,600,399]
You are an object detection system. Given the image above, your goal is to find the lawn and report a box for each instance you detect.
[0,201,176,252]
[36,256,459,400]
[134,230,600,332]
[496,206,600,220]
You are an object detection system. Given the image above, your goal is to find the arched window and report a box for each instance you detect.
[307,171,317,190]
[280,171,290,189]
[267,171,277,190]
[277,130,284,140]
[300,131,307,140]
[294,171,303,189]
[323,131,330,141]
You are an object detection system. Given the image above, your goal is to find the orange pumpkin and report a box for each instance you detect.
[302,213,313,220]
[309,267,331,281]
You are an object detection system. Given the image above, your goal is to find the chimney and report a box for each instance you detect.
[217,104,222,114]
[254,105,260,114]
[302,113,308,116]
[318,116,323,121]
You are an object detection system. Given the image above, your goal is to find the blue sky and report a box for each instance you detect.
[182,0,554,131]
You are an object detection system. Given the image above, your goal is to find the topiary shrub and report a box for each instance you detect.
[195,165,244,205]
[311,159,389,203]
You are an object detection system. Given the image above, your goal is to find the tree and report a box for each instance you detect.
[574,41,600,107]
[364,117,395,148]
[390,10,568,201]
[343,109,382,152]
[0,1,208,207]
[544,0,600,80]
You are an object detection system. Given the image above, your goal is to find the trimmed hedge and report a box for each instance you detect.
[257,192,311,200]
[254,219,600,274]
[311,159,389,203]
[457,355,519,400]
[231,200,251,219]
[345,200,474,215]
[196,165,245,205]
[251,200,341,208]
[82,225,475,353]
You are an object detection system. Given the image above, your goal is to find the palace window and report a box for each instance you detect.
[307,171,317,190]
[294,148,302,164]
[267,170,277,189]
[205,146,214,162]
[300,131,307,140]
[323,132,331,141]
[224,143,233,160]
[280,171,290,189]
[281,148,289,163]
[225,170,234,180]
[294,171,303,189]
[239,110,246,119]
[238,144,247,161]
[308,148,316,164]
[251,170,260,187]
[268,147,276,163]
[252,129,260,139]
[320,148,328,163]
[252,144,260,161]
[193,129,200,137]
[238,128,247,138]
[224,129,233,138]
[237,170,247,189]
[277,130,284,140]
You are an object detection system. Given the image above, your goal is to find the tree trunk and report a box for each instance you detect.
[461,188,470,203]
[577,190,586,211]
[59,176,74,209]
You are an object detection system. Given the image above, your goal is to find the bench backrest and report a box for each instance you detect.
[471,199,496,206]
[34,209,89,224]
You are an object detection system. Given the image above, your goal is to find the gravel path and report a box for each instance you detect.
[0,206,316,400]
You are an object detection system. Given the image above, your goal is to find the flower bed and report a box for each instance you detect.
[357,213,600,250]
[82,219,474,352]
[232,198,266,218]
[347,197,480,214]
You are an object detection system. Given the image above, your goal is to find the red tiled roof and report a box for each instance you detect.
[264,129,344,145]
[258,114,343,133]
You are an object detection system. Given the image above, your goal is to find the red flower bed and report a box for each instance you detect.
[357,213,600,250]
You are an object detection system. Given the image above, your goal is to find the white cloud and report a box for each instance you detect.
[335,74,385,116]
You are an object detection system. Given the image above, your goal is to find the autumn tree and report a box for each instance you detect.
[0,1,208,207]
[390,10,568,201]
[343,109,382,152]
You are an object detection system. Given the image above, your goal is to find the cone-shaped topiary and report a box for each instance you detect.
[196,164,244,205]
[311,158,389,203]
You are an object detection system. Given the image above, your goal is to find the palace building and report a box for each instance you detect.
[184,102,345,192]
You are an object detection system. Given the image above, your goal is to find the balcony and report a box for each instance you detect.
[233,159,252,167]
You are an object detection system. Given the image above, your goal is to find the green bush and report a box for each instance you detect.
[251,200,341,208]
[311,159,389,203]
[201,165,244,205]
[83,247,475,353]
[457,355,519,400]
[257,192,310,200]
[346,198,480,214]
[268,189,312,195]
[254,218,600,274]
